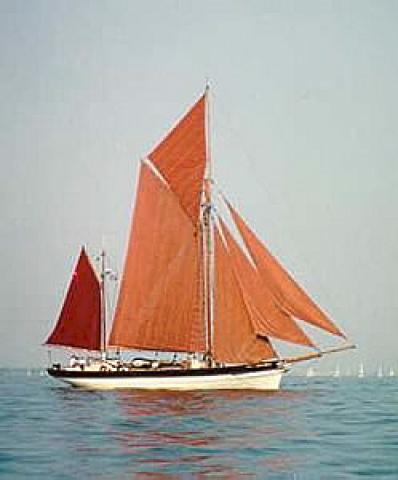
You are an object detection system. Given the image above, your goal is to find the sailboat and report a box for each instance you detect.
[332,364,341,378]
[358,363,365,378]
[306,366,315,377]
[45,89,353,390]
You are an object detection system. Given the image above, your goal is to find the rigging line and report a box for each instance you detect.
[211,92,311,254]
[212,95,338,314]
[98,244,119,348]
[210,91,280,209]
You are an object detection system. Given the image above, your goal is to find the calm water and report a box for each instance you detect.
[0,370,397,479]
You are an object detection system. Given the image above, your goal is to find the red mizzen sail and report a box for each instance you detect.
[227,202,345,338]
[45,247,101,351]
[148,95,206,223]
[108,162,205,353]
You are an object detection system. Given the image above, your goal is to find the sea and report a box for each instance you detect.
[0,370,397,479]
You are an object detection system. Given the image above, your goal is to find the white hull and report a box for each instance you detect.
[50,367,284,391]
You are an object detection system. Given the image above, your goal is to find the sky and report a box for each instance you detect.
[1,0,397,372]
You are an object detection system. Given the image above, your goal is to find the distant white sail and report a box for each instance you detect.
[306,367,315,377]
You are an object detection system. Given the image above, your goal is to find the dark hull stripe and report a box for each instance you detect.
[47,362,283,379]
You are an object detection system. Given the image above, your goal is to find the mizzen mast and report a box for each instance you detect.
[100,249,107,357]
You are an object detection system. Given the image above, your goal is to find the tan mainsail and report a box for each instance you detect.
[213,230,276,363]
[227,202,345,338]
[149,95,206,222]
[108,163,205,353]
[218,219,314,348]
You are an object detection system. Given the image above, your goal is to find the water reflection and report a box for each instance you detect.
[48,381,313,476]
[9,375,398,478]
[108,389,308,476]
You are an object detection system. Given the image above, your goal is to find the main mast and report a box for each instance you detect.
[203,85,214,363]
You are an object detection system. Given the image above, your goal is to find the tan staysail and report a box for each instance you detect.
[218,219,315,348]
[227,202,345,338]
[108,163,205,353]
[213,229,276,363]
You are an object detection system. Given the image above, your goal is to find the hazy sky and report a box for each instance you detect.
[1,0,397,371]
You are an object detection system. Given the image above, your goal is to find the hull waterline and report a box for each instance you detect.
[47,364,286,391]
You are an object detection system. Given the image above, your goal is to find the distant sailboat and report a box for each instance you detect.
[358,363,365,378]
[377,366,383,378]
[45,89,354,390]
[332,364,340,378]
[306,366,315,377]
[388,367,395,377]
